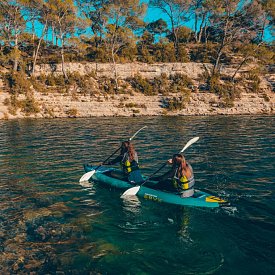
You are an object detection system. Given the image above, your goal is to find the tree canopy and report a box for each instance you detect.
[0,0,273,78]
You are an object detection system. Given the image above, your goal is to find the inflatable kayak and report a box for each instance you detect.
[83,164,228,208]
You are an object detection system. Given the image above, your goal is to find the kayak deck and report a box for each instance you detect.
[83,164,228,208]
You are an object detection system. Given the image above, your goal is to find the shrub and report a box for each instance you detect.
[3,98,10,106]
[163,96,188,111]
[30,78,47,93]
[45,74,57,86]
[263,93,270,102]
[98,77,116,94]
[246,70,261,93]
[21,95,40,115]
[125,102,147,109]
[132,109,140,114]
[166,97,184,111]
[127,74,155,95]
[5,92,40,115]
[177,45,190,62]
[190,43,216,63]
[249,78,261,93]
[137,47,155,63]
[125,102,136,108]
[154,42,177,62]
[170,73,193,93]
[152,73,170,95]
[66,108,78,117]
[208,74,240,108]
[3,72,31,95]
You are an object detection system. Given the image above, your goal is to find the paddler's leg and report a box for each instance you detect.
[128,170,144,184]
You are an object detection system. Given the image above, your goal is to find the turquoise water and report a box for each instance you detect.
[0,116,274,274]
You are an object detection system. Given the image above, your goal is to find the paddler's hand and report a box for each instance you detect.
[167,159,173,165]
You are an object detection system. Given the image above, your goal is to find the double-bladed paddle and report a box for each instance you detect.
[121,136,200,197]
[79,126,147,183]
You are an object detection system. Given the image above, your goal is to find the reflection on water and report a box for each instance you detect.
[0,116,274,274]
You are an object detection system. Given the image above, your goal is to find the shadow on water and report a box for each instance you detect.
[0,116,274,274]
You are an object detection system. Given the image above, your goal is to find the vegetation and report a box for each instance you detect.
[163,92,191,111]
[0,0,274,115]
[0,0,273,76]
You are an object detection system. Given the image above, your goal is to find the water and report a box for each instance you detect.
[0,116,274,274]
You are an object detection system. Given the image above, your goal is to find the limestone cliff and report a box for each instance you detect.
[0,62,274,119]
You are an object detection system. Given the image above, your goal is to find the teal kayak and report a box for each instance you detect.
[83,164,228,208]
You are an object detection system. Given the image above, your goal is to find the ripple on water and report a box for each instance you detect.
[0,116,274,274]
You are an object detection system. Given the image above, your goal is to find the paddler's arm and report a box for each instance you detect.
[150,159,174,181]
[104,155,123,165]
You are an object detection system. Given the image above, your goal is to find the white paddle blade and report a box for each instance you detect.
[129,126,147,141]
[180,137,199,153]
[79,170,95,183]
[121,186,141,197]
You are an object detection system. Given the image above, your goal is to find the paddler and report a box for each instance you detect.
[150,153,195,197]
[104,141,143,184]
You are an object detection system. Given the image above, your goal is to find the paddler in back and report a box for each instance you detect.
[150,153,195,197]
[104,141,143,184]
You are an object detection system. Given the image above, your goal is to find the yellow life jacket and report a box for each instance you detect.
[121,154,139,174]
[173,167,195,191]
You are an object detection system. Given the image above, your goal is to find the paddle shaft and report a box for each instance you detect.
[93,146,121,171]
[138,138,199,186]
[91,126,147,172]
[121,137,200,196]
[139,163,167,186]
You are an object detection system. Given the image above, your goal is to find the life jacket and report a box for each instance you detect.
[121,152,139,174]
[173,164,195,191]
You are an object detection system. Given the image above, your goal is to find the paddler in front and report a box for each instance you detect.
[150,153,195,197]
[104,141,144,184]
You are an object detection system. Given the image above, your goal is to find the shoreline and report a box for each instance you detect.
[0,113,274,121]
[1,62,274,120]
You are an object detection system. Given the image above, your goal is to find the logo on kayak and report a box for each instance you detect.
[205,196,226,203]
[144,193,162,202]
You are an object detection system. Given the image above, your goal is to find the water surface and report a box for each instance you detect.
[0,116,274,274]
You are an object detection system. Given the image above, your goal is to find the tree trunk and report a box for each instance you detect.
[259,16,266,43]
[172,26,179,59]
[52,24,55,45]
[194,12,198,43]
[198,13,206,43]
[61,37,68,80]
[32,19,35,59]
[13,36,18,72]
[213,48,223,75]
[212,17,229,76]
[32,20,48,75]
[204,24,208,43]
[111,47,118,92]
[231,57,249,81]
[231,43,262,80]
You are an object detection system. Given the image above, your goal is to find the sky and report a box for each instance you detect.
[142,0,274,43]
[27,1,274,43]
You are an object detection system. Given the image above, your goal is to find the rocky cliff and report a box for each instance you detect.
[0,62,274,119]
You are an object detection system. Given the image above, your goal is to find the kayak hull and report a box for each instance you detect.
[83,164,227,208]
